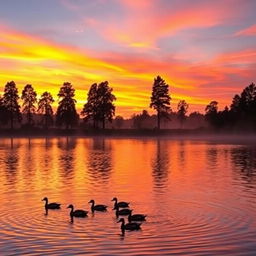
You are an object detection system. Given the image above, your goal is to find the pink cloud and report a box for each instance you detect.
[235,24,256,36]
[86,1,243,49]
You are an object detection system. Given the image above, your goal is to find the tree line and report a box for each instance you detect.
[0,76,255,131]
[0,80,116,130]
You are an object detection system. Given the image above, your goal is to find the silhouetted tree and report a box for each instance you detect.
[2,81,21,129]
[177,100,188,128]
[81,83,98,128]
[115,115,124,129]
[132,110,150,129]
[0,96,8,126]
[230,83,256,128]
[205,101,218,128]
[96,81,116,129]
[150,76,171,129]
[56,82,78,129]
[81,81,116,129]
[21,84,37,126]
[217,106,231,129]
[38,91,54,129]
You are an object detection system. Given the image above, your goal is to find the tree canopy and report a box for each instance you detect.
[38,91,54,128]
[150,76,171,129]
[56,82,78,129]
[177,100,189,128]
[21,84,37,126]
[2,81,21,129]
[81,81,116,129]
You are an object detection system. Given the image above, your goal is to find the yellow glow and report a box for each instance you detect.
[0,27,240,117]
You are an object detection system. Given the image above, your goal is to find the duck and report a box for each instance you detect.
[111,197,129,209]
[88,200,107,212]
[42,197,61,209]
[67,204,88,218]
[128,212,147,222]
[117,218,141,232]
[115,205,133,217]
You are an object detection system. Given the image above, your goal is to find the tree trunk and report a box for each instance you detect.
[45,114,48,129]
[157,110,160,129]
[102,118,105,129]
[10,110,13,130]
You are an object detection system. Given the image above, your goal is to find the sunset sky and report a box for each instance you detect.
[0,0,256,117]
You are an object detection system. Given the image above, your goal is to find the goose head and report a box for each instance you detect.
[117,218,125,224]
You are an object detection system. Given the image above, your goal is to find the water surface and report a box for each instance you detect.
[0,137,256,255]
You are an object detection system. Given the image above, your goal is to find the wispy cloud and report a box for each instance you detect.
[235,24,256,36]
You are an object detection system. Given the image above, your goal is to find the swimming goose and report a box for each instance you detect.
[88,200,107,212]
[128,212,147,222]
[117,218,141,232]
[42,197,61,209]
[111,197,129,209]
[115,205,133,217]
[67,204,88,218]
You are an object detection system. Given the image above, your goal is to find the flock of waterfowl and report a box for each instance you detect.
[42,197,147,235]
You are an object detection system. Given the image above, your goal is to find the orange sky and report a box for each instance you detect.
[0,0,255,117]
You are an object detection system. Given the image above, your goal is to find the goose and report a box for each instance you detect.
[111,197,129,209]
[115,205,132,217]
[117,218,141,232]
[128,212,147,222]
[88,200,107,212]
[67,204,88,218]
[42,197,61,209]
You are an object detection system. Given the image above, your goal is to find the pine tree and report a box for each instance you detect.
[2,81,21,129]
[81,83,98,128]
[0,96,8,126]
[205,101,218,127]
[56,82,78,129]
[21,84,37,126]
[38,91,54,129]
[177,100,189,128]
[97,81,116,129]
[150,76,171,129]
[81,81,116,129]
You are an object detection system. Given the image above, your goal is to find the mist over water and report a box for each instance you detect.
[0,137,256,255]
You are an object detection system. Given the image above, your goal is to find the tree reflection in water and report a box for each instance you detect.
[86,138,112,185]
[151,139,170,190]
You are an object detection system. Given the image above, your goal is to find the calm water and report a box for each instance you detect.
[0,137,256,255]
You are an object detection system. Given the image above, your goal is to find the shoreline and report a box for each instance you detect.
[0,128,256,143]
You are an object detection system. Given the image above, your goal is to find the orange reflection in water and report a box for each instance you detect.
[0,137,256,255]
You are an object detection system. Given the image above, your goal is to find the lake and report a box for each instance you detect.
[0,137,256,255]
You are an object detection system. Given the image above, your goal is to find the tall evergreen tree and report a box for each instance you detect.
[177,100,189,128]
[230,83,256,126]
[56,82,78,129]
[81,81,116,129]
[205,101,218,128]
[97,81,116,129]
[21,84,37,126]
[150,76,171,129]
[81,83,98,128]
[2,81,21,129]
[0,96,8,126]
[38,91,54,129]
